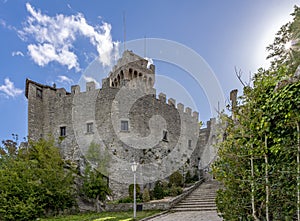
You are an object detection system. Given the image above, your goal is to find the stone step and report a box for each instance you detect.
[170,181,220,213]
[181,199,215,203]
[186,194,216,198]
[175,203,216,208]
[171,207,217,212]
[185,196,216,200]
[188,191,217,194]
[178,201,216,205]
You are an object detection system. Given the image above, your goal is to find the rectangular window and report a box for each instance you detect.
[60,126,66,137]
[87,122,93,133]
[36,88,42,99]
[121,120,129,131]
[188,140,192,148]
[162,130,168,141]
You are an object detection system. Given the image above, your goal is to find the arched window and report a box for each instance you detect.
[120,70,124,79]
[139,73,142,77]
[134,71,138,78]
[129,69,133,80]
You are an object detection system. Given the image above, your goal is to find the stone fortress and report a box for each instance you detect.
[25,50,219,199]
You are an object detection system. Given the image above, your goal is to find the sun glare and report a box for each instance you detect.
[284,41,292,51]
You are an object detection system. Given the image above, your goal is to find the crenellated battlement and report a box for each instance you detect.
[157,92,199,123]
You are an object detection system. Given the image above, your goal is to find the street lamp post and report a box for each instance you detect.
[131,160,138,220]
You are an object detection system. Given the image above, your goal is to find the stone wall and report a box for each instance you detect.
[25,51,219,201]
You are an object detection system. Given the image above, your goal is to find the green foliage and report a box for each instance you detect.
[185,170,192,183]
[128,183,141,199]
[169,184,183,197]
[153,181,164,200]
[85,142,110,176]
[213,50,300,219]
[0,138,76,220]
[0,139,18,157]
[213,7,300,220]
[267,6,300,73]
[142,188,150,202]
[81,164,111,202]
[169,170,183,187]
[117,196,133,203]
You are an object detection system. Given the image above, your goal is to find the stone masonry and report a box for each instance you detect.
[25,50,219,200]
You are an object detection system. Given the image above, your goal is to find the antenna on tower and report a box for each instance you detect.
[123,11,126,52]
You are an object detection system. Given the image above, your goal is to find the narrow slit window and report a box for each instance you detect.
[121,120,129,131]
[60,126,66,137]
[162,130,168,141]
[87,123,93,133]
[188,140,192,148]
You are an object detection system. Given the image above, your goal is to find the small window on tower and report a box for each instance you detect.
[60,126,66,137]
[36,88,42,99]
[121,120,129,131]
[162,130,168,142]
[188,140,192,148]
[87,122,93,133]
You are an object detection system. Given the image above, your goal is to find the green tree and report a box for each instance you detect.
[142,188,150,202]
[85,142,110,177]
[213,6,300,220]
[81,164,111,212]
[169,170,183,187]
[0,138,76,220]
[153,181,164,200]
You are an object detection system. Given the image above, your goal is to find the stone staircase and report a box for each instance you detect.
[171,180,219,212]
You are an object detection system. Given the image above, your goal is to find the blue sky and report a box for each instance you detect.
[0,0,298,142]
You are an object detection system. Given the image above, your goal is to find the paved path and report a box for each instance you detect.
[147,211,222,221]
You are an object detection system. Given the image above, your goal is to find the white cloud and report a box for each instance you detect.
[19,3,119,71]
[83,75,100,88]
[57,75,74,84]
[0,78,23,98]
[0,18,15,31]
[12,51,24,57]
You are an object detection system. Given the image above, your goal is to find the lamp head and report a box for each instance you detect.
[131,160,138,172]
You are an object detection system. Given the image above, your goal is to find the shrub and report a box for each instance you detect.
[185,170,192,183]
[169,171,183,187]
[192,169,200,182]
[153,181,164,199]
[81,164,111,202]
[118,197,133,203]
[129,184,141,199]
[142,188,150,202]
[170,184,183,197]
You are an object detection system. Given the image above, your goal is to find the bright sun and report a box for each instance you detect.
[284,41,292,51]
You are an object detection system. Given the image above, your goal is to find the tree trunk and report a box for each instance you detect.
[250,153,259,221]
[297,121,300,221]
[265,135,270,221]
[95,195,101,212]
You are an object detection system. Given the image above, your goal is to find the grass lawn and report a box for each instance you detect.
[40,210,161,221]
